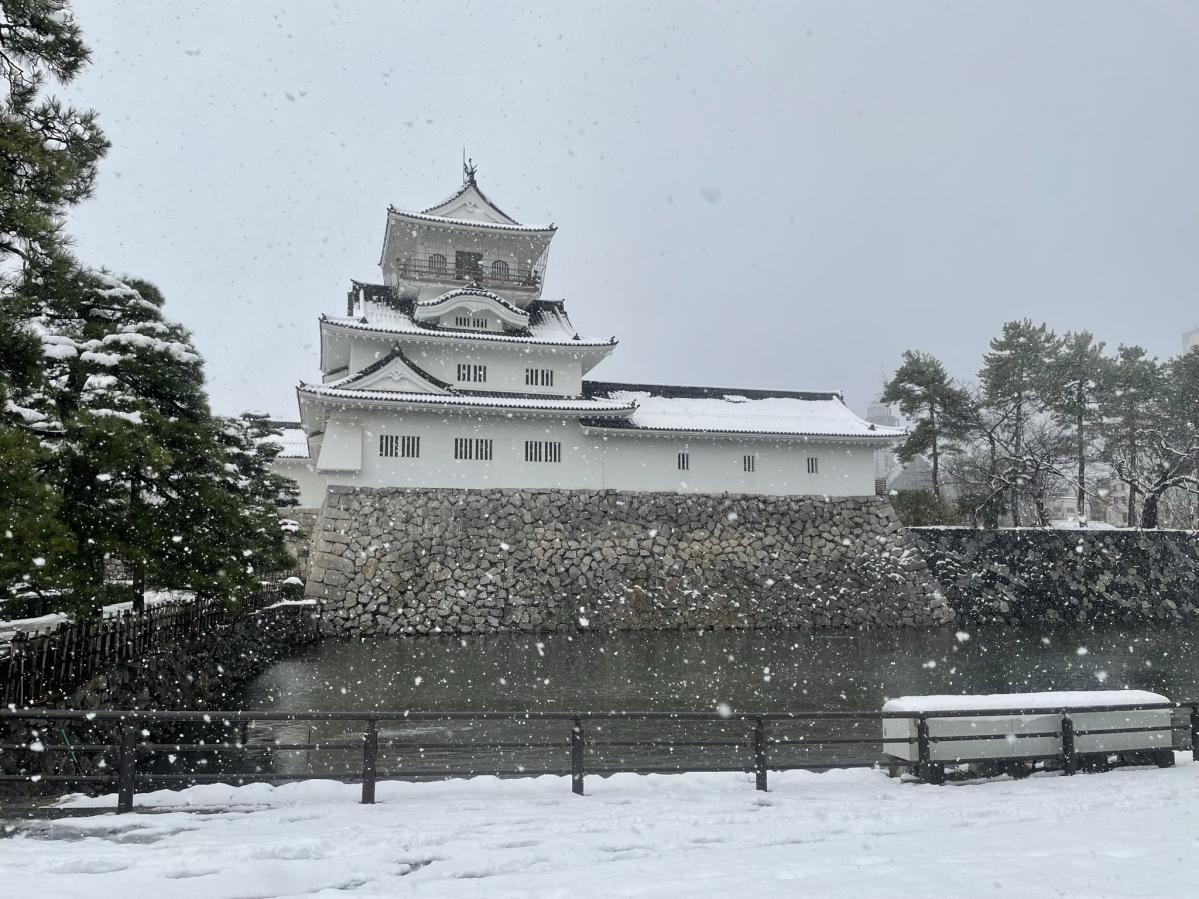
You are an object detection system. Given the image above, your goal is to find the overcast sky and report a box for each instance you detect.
[61,1,1199,418]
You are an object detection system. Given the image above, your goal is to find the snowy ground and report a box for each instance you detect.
[2,756,1197,897]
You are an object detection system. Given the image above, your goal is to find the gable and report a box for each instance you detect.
[344,352,452,394]
[422,183,519,226]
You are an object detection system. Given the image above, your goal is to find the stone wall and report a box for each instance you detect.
[306,487,952,635]
[907,527,1199,625]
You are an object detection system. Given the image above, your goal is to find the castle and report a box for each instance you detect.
[275,163,901,507]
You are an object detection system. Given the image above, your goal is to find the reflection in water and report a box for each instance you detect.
[226,627,1199,776]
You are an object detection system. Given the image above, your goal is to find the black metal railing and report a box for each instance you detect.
[0,701,1194,814]
[393,258,543,291]
[0,574,304,708]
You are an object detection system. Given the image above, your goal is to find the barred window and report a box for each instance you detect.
[677,451,690,471]
[454,437,493,461]
[524,440,562,463]
[456,363,487,383]
[379,435,419,458]
[453,316,488,329]
[491,260,510,278]
[428,253,446,273]
[807,457,819,474]
[525,367,554,387]
[743,454,756,473]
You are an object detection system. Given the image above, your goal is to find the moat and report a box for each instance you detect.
[229,626,1199,774]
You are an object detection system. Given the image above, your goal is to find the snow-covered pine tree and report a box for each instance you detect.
[0,0,106,605]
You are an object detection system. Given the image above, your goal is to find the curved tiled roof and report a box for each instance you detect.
[298,383,635,415]
[581,382,906,439]
[387,206,555,234]
[414,286,529,319]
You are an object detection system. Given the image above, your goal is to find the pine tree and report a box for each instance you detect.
[1100,345,1161,525]
[979,320,1061,524]
[1133,350,1199,529]
[882,350,967,500]
[1041,331,1108,519]
[0,1,106,603]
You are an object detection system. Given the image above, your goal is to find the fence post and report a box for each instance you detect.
[916,715,944,784]
[361,718,378,805]
[117,724,137,813]
[754,717,768,792]
[571,717,585,796]
[1190,706,1198,763]
[1061,715,1076,776]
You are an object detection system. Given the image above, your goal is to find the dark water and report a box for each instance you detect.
[224,627,1199,777]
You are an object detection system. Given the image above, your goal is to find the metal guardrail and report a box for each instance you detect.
[1,702,1195,813]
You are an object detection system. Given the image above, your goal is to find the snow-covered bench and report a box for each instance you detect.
[882,691,1176,783]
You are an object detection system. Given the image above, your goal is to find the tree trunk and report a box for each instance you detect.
[1075,399,1086,519]
[1126,442,1139,527]
[1140,490,1160,529]
[929,404,940,500]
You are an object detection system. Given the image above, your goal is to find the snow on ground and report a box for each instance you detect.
[2,757,1197,897]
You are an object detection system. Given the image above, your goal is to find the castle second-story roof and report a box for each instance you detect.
[580,382,907,440]
[326,282,617,349]
[261,423,310,459]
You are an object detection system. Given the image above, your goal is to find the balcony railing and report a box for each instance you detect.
[394,258,543,292]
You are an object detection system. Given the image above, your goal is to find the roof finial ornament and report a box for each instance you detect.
[463,154,478,186]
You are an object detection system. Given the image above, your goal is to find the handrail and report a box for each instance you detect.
[1,701,1194,814]
[3,702,1191,723]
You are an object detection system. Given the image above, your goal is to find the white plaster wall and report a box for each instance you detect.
[315,407,880,496]
[272,458,329,509]
[350,335,585,395]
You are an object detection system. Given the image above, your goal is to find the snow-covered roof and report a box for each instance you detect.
[328,284,615,349]
[580,382,907,440]
[263,424,310,459]
[386,206,556,235]
[298,383,636,416]
[386,172,555,234]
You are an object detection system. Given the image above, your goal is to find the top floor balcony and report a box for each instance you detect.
[393,253,545,297]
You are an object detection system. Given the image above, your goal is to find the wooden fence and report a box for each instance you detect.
[0,577,300,708]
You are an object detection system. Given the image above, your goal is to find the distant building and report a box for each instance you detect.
[864,397,901,488]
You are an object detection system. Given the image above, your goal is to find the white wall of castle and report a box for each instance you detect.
[301,407,878,498]
[346,333,588,396]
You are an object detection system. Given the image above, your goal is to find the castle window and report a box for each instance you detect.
[743,454,756,473]
[453,316,488,329]
[524,440,561,463]
[455,250,482,276]
[379,435,420,458]
[428,253,446,273]
[807,457,819,474]
[456,363,487,383]
[525,367,554,387]
[677,451,690,471]
[454,437,493,461]
[491,260,510,279]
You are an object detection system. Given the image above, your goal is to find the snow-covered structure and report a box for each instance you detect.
[285,164,901,506]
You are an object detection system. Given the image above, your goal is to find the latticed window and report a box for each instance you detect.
[491,260,510,278]
[525,367,554,387]
[524,440,562,463]
[379,435,419,458]
[428,253,447,272]
[807,457,819,474]
[677,451,690,471]
[454,437,493,461]
[743,454,756,473]
[456,363,487,383]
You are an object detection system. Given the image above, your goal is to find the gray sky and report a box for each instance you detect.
[63,1,1199,418]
